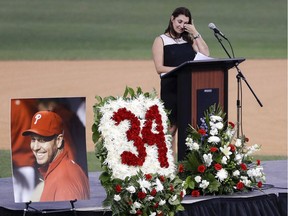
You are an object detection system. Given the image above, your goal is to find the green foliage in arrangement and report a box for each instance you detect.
[0,0,286,60]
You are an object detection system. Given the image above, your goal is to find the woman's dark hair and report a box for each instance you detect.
[165,7,193,44]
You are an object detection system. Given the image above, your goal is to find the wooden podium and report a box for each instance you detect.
[162,58,245,161]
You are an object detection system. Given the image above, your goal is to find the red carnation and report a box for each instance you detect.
[245,137,249,142]
[256,159,261,166]
[240,163,247,171]
[170,184,174,192]
[228,121,235,129]
[178,164,184,173]
[137,191,147,199]
[160,175,165,182]
[191,190,200,197]
[153,202,159,208]
[198,164,206,173]
[115,184,122,193]
[145,174,152,180]
[257,181,263,188]
[198,128,206,136]
[150,188,157,197]
[236,181,244,190]
[229,144,236,152]
[214,163,222,171]
[210,147,218,152]
[136,210,142,215]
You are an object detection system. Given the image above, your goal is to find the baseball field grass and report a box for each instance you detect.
[0,0,286,60]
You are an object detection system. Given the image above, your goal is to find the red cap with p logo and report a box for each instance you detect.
[22,111,63,137]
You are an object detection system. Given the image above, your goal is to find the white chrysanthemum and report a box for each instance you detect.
[233,170,240,177]
[185,137,193,144]
[126,185,136,193]
[185,137,199,151]
[210,121,224,130]
[199,180,210,189]
[210,127,218,136]
[220,146,232,159]
[208,136,221,144]
[194,176,201,183]
[216,168,228,182]
[247,167,264,178]
[203,153,213,167]
[114,194,121,201]
[235,138,242,147]
[210,115,223,122]
[216,122,224,129]
[192,142,200,150]
[240,176,251,186]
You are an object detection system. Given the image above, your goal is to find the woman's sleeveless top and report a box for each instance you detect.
[160,34,196,68]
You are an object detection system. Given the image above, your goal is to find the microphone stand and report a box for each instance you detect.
[213,33,263,138]
[214,33,233,58]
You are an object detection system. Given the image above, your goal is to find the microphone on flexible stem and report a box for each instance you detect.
[208,22,234,58]
[208,23,227,40]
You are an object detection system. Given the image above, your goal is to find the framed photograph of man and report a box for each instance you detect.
[10,97,90,202]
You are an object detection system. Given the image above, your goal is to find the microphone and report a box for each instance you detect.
[208,23,227,39]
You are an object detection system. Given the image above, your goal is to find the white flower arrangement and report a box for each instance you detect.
[97,93,176,180]
[93,87,185,215]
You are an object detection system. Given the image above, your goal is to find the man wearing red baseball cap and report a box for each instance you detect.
[23,110,90,202]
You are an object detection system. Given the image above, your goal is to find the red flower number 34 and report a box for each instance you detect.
[112,105,169,168]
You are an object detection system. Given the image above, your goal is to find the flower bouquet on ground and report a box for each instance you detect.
[92,87,185,216]
[177,104,265,196]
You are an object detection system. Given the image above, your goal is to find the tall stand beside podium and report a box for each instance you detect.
[162,58,245,161]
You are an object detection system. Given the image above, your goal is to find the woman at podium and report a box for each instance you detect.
[152,7,209,152]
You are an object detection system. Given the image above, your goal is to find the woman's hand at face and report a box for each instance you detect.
[184,19,198,35]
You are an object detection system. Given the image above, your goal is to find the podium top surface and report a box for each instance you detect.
[162,57,245,78]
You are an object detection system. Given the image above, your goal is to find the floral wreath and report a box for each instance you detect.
[92,87,185,216]
[177,104,265,196]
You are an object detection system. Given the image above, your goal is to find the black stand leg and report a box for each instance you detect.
[23,201,31,216]
[236,73,242,138]
[23,201,41,216]
[70,199,78,216]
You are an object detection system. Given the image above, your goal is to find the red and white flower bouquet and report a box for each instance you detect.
[177,104,265,196]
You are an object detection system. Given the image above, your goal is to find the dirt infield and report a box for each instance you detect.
[0,60,287,155]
